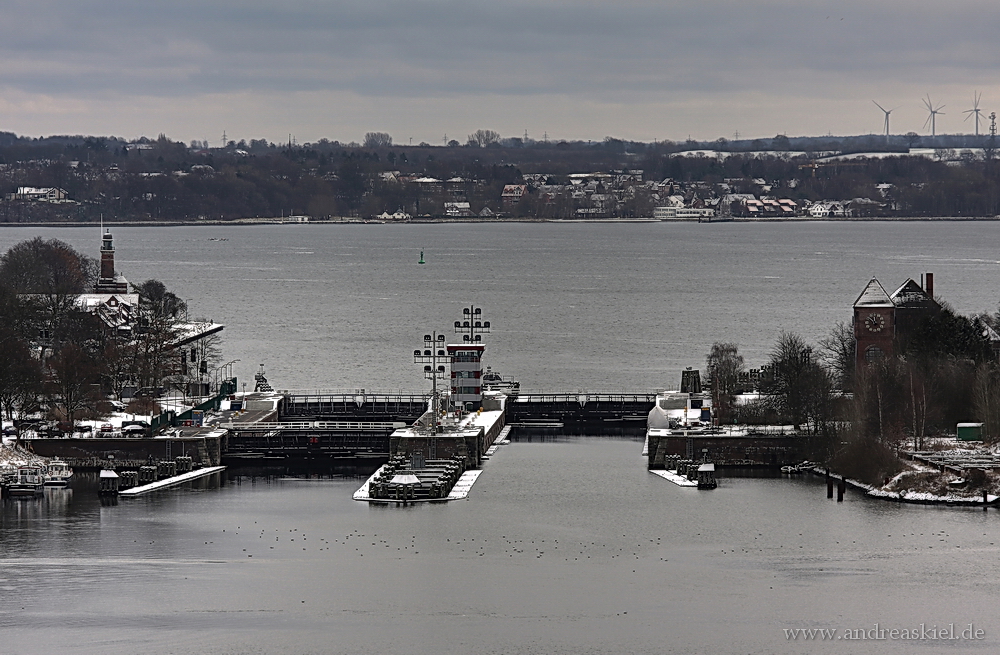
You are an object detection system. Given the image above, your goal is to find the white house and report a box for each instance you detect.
[8,187,69,202]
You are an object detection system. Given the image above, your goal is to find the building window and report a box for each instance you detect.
[864,345,884,363]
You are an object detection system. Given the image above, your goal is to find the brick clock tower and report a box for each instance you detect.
[854,274,939,368]
[854,278,896,367]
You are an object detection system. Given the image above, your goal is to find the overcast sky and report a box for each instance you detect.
[3,1,1000,145]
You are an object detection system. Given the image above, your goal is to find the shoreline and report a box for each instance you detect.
[2,216,1000,228]
[810,467,999,507]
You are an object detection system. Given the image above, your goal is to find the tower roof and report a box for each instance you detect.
[853,278,893,308]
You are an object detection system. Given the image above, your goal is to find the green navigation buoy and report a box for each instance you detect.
[419,250,425,264]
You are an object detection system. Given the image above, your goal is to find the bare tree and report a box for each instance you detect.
[819,320,856,391]
[762,332,833,431]
[973,362,1000,443]
[467,130,501,148]
[0,332,43,446]
[0,237,97,356]
[363,132,393,148]
[134,279,186,319]
[46,342,103,426]
[705,342,744,424]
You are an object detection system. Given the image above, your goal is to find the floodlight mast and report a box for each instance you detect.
[413,331,451,433]
[453,304,491,343]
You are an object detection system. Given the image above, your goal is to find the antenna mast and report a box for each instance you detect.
[987,112,997,161]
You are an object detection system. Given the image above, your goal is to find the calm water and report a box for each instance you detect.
[3,222,1000,654]
[2,221,999,390]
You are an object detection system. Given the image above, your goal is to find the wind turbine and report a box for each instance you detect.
[872,100,896,138]
[923,95,945,137]
[963,91,984,137]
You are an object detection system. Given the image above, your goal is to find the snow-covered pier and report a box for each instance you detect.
[354,414,511,504]
[119,466,226,497]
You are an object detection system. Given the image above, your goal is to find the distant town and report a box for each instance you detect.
[2,129,1000,223]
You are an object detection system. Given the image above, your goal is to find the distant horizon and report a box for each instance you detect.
[1,129,995,149]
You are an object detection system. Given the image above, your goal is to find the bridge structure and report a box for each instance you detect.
[223,420,406,459]
[506,392,656,427]
[278,391,430,423]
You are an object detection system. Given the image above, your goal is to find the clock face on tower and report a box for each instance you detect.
[865,313,885,333]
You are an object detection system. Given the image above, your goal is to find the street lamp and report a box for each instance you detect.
[219,359,240,393]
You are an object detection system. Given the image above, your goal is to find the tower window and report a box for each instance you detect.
[864,345,884,363]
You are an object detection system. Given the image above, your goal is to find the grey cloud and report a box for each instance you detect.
[3,1,1000,138]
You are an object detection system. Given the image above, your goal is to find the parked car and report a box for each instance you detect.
[77,424,93,433]
[99,423,114,433]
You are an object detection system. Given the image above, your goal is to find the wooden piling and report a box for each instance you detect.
[837,478,845,502]
[826,471,833,499]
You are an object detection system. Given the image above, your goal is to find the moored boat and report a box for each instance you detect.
[481,366,520,396]
[43,460,74,488]
[7,465,44,497]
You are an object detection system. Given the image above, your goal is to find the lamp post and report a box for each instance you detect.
[413,332,451,433]
[216,359,240,393]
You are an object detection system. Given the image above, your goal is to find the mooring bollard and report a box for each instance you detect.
[837,478,845,502]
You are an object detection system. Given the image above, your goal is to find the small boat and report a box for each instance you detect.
[481,366,520,396]
[781,465,803,474]
[43,460,73,488]
[7,465,44,497]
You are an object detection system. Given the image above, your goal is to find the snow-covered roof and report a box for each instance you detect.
[889,278,937,309]
[170,321,224,348]
[389,473,421,485]
[854,278,893,307]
